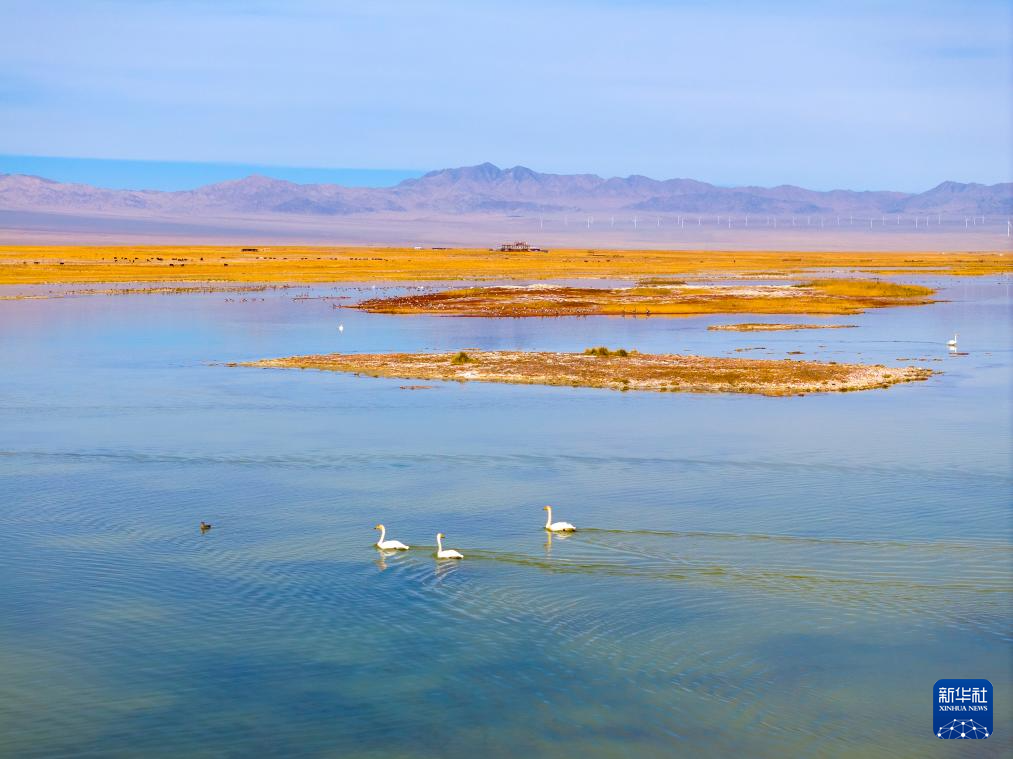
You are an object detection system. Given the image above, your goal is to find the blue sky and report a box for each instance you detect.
[2,0,1010,191]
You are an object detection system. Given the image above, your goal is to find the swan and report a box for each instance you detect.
[374,524,410,550]
[947,333,958,347]
[543,505,576,532]
[435,532,463,559]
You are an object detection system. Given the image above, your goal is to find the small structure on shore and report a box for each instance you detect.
[495,241,545,252]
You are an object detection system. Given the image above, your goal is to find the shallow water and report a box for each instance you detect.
[0,276,1010,758]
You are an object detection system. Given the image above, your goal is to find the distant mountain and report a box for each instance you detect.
[1,163,1009,218]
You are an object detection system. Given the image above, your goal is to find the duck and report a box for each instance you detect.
[435,532,463,559]
[374,524,410,550]
[199,521,212,532]
[543,505,576,532]
[947,333,958,347]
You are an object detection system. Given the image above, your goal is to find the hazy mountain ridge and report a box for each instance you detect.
[0,163,1009,218]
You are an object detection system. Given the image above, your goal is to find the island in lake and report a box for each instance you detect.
[239,348,933,397]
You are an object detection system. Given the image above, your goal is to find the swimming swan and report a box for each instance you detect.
[947,334,958,347]
[435,532,463,559]
[543,505,576,532]
[374,524,410,550]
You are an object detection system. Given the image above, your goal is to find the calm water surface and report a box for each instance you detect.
[0,277,1010,758]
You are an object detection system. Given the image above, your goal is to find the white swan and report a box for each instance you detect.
[947,333,958,347]
[374,524,409,550]
[543,505,576,532]
[435,532,463,559]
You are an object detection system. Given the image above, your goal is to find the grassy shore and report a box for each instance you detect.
[353,280,935,317]
[0,245,1009,286]
[240,350,933,396]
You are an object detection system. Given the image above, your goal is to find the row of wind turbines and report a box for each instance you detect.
[374,505,575,559]
[536,214,1010,234]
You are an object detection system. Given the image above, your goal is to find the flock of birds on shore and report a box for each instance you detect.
[197,506,575,559]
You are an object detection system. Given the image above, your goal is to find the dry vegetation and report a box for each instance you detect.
[240,350,933,397]
[353,279,936,318]
[0,245,1008,286]
[797,279,933,298]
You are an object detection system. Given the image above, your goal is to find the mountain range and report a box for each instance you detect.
[1,163,1010,218]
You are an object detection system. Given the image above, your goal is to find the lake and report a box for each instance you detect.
[0,276,1009,758]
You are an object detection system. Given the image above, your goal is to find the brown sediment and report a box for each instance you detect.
[353,279,936,318]
[0,245,1008,286]
[709,323,858,332]
[241,350,933,397]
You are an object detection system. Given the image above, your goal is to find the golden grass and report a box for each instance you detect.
[800,279,935,298]
[240,350,933,396]
[353,280,936,318]
[0,245,1009,286]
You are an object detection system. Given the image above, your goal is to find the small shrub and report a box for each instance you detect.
[451,351,474,365]
[583,346,631,357]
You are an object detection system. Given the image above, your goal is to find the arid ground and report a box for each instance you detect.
[0,245,1008,287]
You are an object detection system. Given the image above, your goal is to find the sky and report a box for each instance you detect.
[2,0,1011,191]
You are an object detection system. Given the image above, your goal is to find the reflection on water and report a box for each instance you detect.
[0,277,1010,758]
